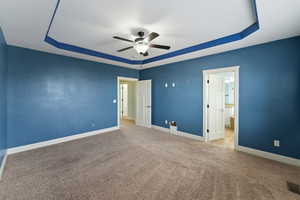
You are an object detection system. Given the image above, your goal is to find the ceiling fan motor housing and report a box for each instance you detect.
[137,31,145,37]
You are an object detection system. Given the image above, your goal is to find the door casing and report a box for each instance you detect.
[203,66,239,149]
[117,76,138,128]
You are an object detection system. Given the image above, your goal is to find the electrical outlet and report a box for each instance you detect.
[165,120,168,125]
[274,140,280,147]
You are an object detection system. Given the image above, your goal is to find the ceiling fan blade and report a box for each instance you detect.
[150,44,170,50]
[113,36,133,43]
[117,46,133,52]
[146,32,159,41]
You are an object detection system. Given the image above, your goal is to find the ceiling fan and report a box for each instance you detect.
[113,31,170,56]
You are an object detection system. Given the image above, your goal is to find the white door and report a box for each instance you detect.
[120,84,128,118]
[207,74,225,140]
[136,80,151,128]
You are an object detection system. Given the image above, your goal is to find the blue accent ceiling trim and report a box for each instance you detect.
[140,36,300,160]
[44,36,143,65]
[44,0,260,65]
[143,23,259,64]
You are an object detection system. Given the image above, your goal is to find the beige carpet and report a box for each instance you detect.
[0,123,300,200]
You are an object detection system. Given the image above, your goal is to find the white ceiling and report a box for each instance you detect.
[0,0,300,69]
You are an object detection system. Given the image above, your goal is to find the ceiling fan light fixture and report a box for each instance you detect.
[134,41,149,54]
[113,31,170,56]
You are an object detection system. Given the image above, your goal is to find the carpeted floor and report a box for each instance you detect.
[0,123,300,200]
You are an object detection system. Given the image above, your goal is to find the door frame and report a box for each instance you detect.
[203,66,239,149]
[117,76,139,128]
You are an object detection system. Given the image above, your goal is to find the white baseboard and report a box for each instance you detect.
[0,153,7,181]
[175,130,205,141]
[152,125,169,132]
[152,125,204,141]
[153,125,300,167]
[237,145,300,167]
[7,126,119,155]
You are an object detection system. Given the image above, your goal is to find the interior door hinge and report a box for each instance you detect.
[207,129,209,133]
[207,80,209,84]
[207,104,209,108]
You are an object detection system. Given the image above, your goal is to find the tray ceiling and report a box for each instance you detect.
[47,0,256,61]
[0,0,300,69]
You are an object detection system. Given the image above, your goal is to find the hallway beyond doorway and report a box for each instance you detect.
[209,128,234,149]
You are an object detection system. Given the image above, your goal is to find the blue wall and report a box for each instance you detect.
[140,36,300,160]
[7,46,138,148]
[4,35,300,160]
[0,27,7,165]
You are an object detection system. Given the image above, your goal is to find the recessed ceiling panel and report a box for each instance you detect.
[2,0,300,68]
[48,0,256,62]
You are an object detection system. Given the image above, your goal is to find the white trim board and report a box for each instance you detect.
[152,125,169,133]
[0,153,7,181]
[7,126,119,155]
[237,145,300,168]
[152,125,204,141]
[152,126,300,167]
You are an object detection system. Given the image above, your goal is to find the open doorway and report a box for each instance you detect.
[117,77,152,128]
[118,77,138,127]
[203,66,239,149]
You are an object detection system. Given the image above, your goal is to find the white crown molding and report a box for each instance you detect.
[0,153,7,181]
[237,145,300,168]
[7,126,119,155]
[152,125,204,141]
